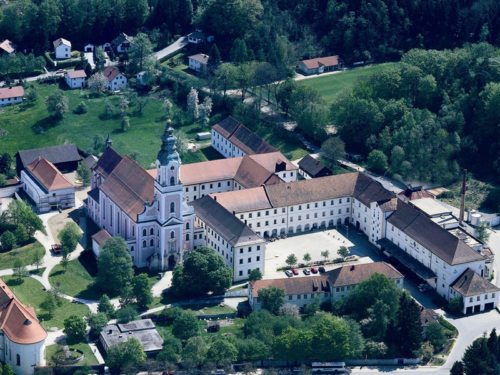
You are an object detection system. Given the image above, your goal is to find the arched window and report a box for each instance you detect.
[186,222,190,230]
[142,240,146,248]
[16,354,20,366]
[170,202,175,213]
[150,239,154,246]
[170,176,175,185]
[186,233,190,241]
[150,228,154,235]
[142,228,146,236]
[170,231,175,239]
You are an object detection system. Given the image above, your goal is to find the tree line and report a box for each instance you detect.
[452,329,500,375]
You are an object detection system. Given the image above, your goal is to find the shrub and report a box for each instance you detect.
[73,101,87,114]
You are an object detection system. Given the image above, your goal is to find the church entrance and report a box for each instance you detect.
[168,255,176,269]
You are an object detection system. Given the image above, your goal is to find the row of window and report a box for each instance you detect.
[239,246,261,253]
[469,293,495,303]
[238,267,260,277]
[185,180,232,192]
[238,256,260,264]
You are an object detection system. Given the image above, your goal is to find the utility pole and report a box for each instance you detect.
[459,169,467,225]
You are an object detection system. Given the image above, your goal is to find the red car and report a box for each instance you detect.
[310,267,318,274]
[291,268,299,275]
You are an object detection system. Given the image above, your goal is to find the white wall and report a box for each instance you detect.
[0,96,23,107]
[1,336,45,375]
[211,129,245,158]
[65,76,85,89]
[107,75,127,91]
[55,44,70,59]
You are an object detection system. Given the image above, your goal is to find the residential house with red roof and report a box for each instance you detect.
[0,86,24,107]
[103,66,127,91]
[0,279,47,375]
[298,55,343,75]
[20,157,75,213]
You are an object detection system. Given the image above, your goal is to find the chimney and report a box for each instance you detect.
[459,169,467,224]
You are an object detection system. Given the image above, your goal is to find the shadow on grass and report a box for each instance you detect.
[32,116,61,134]
[6,278,25,287]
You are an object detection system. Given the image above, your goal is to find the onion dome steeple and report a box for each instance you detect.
[157,120,180,166]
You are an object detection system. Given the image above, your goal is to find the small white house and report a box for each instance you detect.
[53,38,72,59]
[0,86,24,107]
[112,33,133,54]
[188,54,209,74]
[65,70,87,89]
[91,228,112,257]
[103,66,127,91]
[188,30,205,44]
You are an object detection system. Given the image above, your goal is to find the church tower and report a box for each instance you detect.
[154,121,185,269]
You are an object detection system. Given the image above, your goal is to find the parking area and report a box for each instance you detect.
[264,228,378,279]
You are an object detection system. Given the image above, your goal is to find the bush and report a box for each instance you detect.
[73,101,87,114]
[116,305,138,323]
[0,230,16,251]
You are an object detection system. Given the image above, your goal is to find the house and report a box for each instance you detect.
[100,319,163,353]
[16,144,82,174]
[190,196,266,282]
[188,53,209,74]
[53,38,71,59]
[450,268,500,314]
[298,154,332,179]
[103,66,127,91]
[0,278,47,375]
[211,116,276,158]
[112,33,133,54]
[91,228,112,257]
[0,86,24,107]
[20,157,75,213]
[188,30,205,44]
[64,70,87,89]
[248,262,403,310]
[298,55,342,75]
[0,39,15,55]
[85,125,196,271]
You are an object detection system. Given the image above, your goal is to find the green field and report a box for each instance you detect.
[48,258,99,300]
[0,241,44,270]
[0,83,212,167]
[298,63,397,104]
[1,276,90,329]
[45,342,99,366]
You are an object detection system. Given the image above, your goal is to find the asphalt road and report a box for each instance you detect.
[155,36,188,61]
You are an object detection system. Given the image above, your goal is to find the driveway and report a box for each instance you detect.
[155,36,188,61]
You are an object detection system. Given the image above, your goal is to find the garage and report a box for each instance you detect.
[466,306,473,314]
[485,302,495,310]
[474,305,481,313]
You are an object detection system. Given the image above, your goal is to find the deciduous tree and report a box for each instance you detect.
[258,287,284,315]
[96,237,134,296]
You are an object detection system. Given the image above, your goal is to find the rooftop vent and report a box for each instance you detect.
[23,319,32,326]
[350,265,355,271]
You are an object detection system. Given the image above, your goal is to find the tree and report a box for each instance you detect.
[13,258,27,281]
[0,230,15,251]
[88,312,108,338]
[208,43,222,70]
[207,337,238,366]
[32,246,44,270]
[198,96,213,128]
[230,38,249,63]
[462,338,496,375]
[40,292,57,319]
[364,341,388,358]
[132,273,153,309]
[249,268,262,282]
[258,287,285,315]
[128,33,155,74]
[98,294,115,318]
[45,91,68,119]
[170,247,232,297]
[116,305,138,323]
[212,63,238,99]
[172,310,205,340]
[58,221,81,258]
[279,303,300,318]
[107,337,146,374]
[182,336,208,369]
[338,246,350,259]
[476,222,490,244]
[0,153,13,175]
[77,163,90,186]
[419,341,434,362]
[321,137,345,169]
[94,47,106,71]
[321,250,329,262]
[303,253,311,263]
[121,115,130,132]
[157,334,182,364]
[186,88,199,121]
[424,322,446,351]
[367,150,389,174]
[96,237,134,296]
[450,361,464,375]
[448,296,464,315]
[64,315,86,343]
[392,292,423,357]
[3,200,44,237]
[285,254,297,267]
[73,101,87,114]
[2,364,14,375]
[26,88,38,103]
[88,73,108,95]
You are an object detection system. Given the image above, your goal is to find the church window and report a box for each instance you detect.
[150,239,154,246]
[150,228,154,235]
[170,231,175,239]
[170,166,174,170]
[170,202,175,213]
[16,354,20,366]
[142,240,146,248]
[186,222,190,230]
[142,229,146,236]
[186,234,190,241]
[170,176,175,185]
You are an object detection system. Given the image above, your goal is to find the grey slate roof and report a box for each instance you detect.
[451,268,499,297]
[17,144,82,170]
[93,147,123,177]
[190,196,263,246]
[387,200,485,265]
[298,155,331,177]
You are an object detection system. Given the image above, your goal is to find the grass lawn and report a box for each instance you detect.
[1,276,89,329]
[298,63,397,104]
[0,83,211,168]
[45,342,99,366]
[48,256,99,300]
[182,303,236,315]
[0,241,45,270]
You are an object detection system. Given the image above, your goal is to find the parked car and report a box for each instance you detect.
[303,268,311,275]
[310,267,318,274]
[318,266,326,273]
[345,255,359,262]
[292,268,299,275]
[285,270,293,277]
[51,244,62,254]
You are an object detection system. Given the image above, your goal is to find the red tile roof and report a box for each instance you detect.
[26,157,73,191]
[0,279,47,344]
[103,66,122,82]
[301,55,340,69]
[0,39,15,54]
[92,229,112,246]
[66,70,87,79]
[0,86,24,100]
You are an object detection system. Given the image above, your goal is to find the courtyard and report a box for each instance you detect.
[263,227,382,279]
